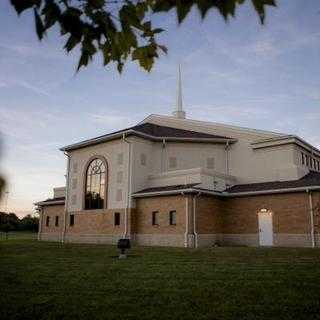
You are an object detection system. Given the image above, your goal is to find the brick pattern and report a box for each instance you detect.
[41,205,64,234]
[135,195,186,235]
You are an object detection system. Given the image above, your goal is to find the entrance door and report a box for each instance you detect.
[258,210,273,246]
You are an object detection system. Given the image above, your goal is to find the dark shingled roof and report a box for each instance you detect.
[131,123,231,140]
[226,171,320,194]
[61,122,234,151]
[134,184,199,194]
[36,197,65,206]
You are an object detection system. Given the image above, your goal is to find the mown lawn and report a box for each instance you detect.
[1,241,320,320]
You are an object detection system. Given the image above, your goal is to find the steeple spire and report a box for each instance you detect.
[172,64,186,119]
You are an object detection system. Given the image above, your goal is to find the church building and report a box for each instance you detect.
[36,70,320,248]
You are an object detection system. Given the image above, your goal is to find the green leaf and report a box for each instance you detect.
[64,35,81,52]
[34,8,45,40]
[77,51,90,71]
[11,0,41,15]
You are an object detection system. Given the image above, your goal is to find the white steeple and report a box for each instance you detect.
[172,64,186,119]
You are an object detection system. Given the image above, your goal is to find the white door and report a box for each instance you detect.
[258,210,273,246]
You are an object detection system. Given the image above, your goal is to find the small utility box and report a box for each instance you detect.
[117,239,131,259]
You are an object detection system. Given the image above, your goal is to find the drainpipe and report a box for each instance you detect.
[307,189,315,248]
[37,206,43,241]
[182,192,189,248]
[225,141,230,175]
[122,133,132,239]
[193,192,202,248]
[161,138,166,173]
[62,152,71,243]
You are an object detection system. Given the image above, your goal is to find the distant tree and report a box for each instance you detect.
[10,0,276,72]
[0,212,20,239]
[20,214,39,232]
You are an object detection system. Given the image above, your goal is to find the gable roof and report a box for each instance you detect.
[61,122,235,152]
[226,171,320,194]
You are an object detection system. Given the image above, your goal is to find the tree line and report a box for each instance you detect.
[0,212,39,233]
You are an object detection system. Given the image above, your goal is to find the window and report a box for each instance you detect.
[169,157,177,169]
[85,158,106,210]
[306,156,309,166]
[152,211,159,226]
[55,216,59,227]
[114,212,120,226]
[71,194,77,205]
[310,157,313,168]
[117,153,124,165]
[169,210,177,225]
[116,189,122,201]
[46,216,50,227]
[314,159,317,170]
[117,171,123,183]
[72,178,77,189]
[140,153,147,166]
[301,152,305,165]
[73,162,78,173]
[206,157,215,169]
[69,214,74,227]
[318,161,320,171]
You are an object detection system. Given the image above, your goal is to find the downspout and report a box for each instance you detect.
[62,152,71,243]
[122,133,132,239]
[307,189,315,248]
[37,206,43,241]
[225,141,230,175]
[161,138,166,173]
[193,192,202,248]
[182,192,189,248]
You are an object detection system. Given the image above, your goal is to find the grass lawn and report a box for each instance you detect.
[1,241,320,320]
[0,231,37,241]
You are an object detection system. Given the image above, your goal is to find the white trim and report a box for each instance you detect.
[35,200,65,206]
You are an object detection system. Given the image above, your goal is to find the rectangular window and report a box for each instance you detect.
[152,211,159,226]
[306,156,309,166]
[301,152,305,165]
[116,189,122,201]
[69,214,74,227]
[206,157,215,169]
[314,159,317,170]
[117,153,124,165]
[310,157,313,168]
[114,212,120,226]
[318,161,320,171]
[169,157,177,169]
[140,153,147,166]
[117,171,123,183]
[55,216,59,227]
[169,210,177,226]
[46,216,50,227]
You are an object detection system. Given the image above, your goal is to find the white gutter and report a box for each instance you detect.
[193,192,201,248]
[35,200,65,206]
[307,190,315,248]
[122,133,132,239]
[62,152,71,243]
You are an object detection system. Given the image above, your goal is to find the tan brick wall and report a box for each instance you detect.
[41,205,64,234]
[66,209,127,236]
[135,195,186,235]
[223,192,312,235]
[195,196,223,234]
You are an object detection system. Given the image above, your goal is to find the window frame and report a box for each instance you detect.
[83,156,108,210]
[69,214,74,227]
[55,216,59,227]
[46,216,50,227]
[152,211,159,226]
[169,210,177,226]
[114,212,121,226]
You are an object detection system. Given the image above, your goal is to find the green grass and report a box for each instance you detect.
[0,231,37,241]
[1,241,320,320]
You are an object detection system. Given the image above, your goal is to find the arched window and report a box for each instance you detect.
[85,158,106,210]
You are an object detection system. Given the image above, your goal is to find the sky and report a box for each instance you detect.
[0,1,319,217]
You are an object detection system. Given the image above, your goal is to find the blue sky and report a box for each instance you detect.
[0,1,319,216]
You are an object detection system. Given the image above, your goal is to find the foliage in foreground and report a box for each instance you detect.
[10,0,276,72]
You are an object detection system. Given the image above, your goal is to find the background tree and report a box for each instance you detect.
[10,0,276,72]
